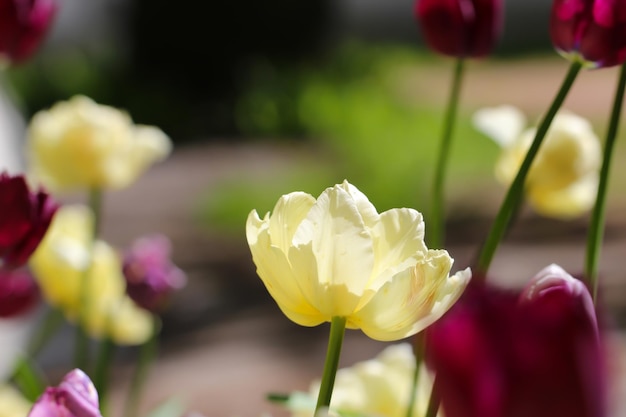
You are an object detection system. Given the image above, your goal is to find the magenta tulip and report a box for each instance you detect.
[123,234,186,312]
[551,0,626,68]
[28,369,102,417]
[0,268,38,317]
[0,173,58,268]
[0,0,57,64]
[427,264,605,417]
[415,0,502,58]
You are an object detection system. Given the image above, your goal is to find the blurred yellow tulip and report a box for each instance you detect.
[0,385,31,417]
[474,106,601,218]
[28,95,171,191]
[29,205,153,345]
[289,344,436,417]
[246,180,470,341]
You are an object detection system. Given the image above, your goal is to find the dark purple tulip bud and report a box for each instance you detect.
[123,234,186,312]
[0,268,38,317]
[427,265,605,417]
[0,0,57,64]
[415,0,502,58]
[0,173,58,268]
[550,0,626,68]
[28,369,102,417]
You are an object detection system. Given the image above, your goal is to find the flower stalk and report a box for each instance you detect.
[429,58,465,248]
[315,316,347,413]
[585,63,626,301]
[75,188,103,371]
[405,333,425,417]
[475,60,582,274]
[124,318,159,417]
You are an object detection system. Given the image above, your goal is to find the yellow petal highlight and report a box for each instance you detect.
[246,181,470,341]
[28,95,171,191]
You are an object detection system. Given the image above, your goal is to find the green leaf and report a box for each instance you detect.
[12,356,47,402]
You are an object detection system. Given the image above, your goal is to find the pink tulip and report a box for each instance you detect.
[415,0,502,58]
[28,369,102,417]
[550,0,626,68]
[427,264,605,417]
[123,234,186,312]
[0,173,58,268]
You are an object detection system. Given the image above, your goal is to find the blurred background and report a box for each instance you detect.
[3,0,626,415]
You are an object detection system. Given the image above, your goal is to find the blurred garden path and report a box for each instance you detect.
[71,57,626,416]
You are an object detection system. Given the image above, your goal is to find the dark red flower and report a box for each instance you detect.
[0,268,39,317]
[0,173,58,267]
[550,0,626,68]
[415,0,502,58]
[427,264,605,417]
[0,0,57,64]
[123,234,186,312]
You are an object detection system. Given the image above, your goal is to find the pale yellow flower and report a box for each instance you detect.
[473,105,601,218]
[28,95,171,191]
[29,205,153,345]
[246,180,470,341]
[289,343,437,417]
[0,385,31,417]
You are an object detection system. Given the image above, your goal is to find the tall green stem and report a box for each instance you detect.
[474,61,582,274]
[123,319,159,417]
[585,63,626,302]
[74,188,104,371]
[315,316,347,414]
[429,58,466,248]
[424,375,440,417]
[93,337,115,410]
[405,333,425,417]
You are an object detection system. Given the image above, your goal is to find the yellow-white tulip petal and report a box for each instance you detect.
[107,298,155,345]
[294,343,438,417]
[292,184,375,316]
[353,250,471,341]
[0,385,31,417]
[247,211,323,326]
[246,181,470,341]
[473,105,527,148]
[30,204,152,345]
[28,95,171,191]
[528,173,599,219]
[368,208,427,291]
[484,107,601,219]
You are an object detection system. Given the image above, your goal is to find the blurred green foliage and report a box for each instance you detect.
[200,43,498,232]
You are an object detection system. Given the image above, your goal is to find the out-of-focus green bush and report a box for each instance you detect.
[200,43,498,232]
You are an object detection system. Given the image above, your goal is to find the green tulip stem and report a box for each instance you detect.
[429,58,466,248]
[74,187,104,371]
[93,337,115,414]
[585,63,626,302]
[475,61,582,274]
[405,333,425,417]
[315,316,347,414]
[124,318,159,417]
[424,374,440,417]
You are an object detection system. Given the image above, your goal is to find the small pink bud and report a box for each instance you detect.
[123,234,186,312]
[28,369,102,417]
